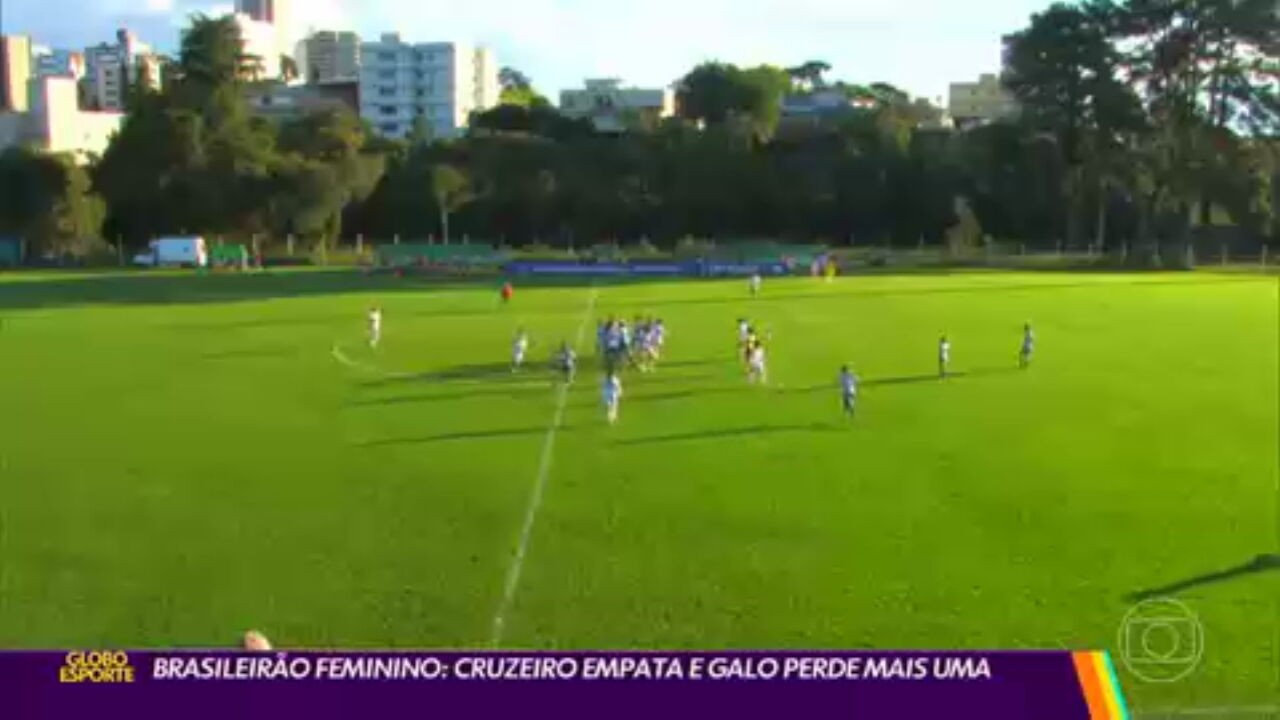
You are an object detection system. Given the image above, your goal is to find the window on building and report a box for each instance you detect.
[380,122,398,135]
[380,105,397,116]
[378,87,395,97]
[378,70,395,80]
[377,52,396,62]
[416,106,425,116]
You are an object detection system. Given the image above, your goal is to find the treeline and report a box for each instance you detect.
[0,1,1275,258]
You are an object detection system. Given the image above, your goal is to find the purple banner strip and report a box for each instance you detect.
[6,651,1093,720]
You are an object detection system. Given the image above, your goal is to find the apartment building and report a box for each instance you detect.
[358,33,499,139]
[83,30,162,111]
[0,76,123,161]
[559,78,674,133]
[299,31,361,84]
[948,73,1019,128]
[0,35,32,112]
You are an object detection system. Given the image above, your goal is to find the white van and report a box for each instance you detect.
[133,237,209,268]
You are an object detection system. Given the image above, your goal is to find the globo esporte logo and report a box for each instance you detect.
[58,651,136,683]
[1118,598,1204,683]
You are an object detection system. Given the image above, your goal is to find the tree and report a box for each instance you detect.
[1004,1,1146,245]
[274,108,386,244]
[787,60,833,91]
[497,66,550,108]
[499,67,532,92]
[676,62,779,136]
[407,116,434,147]
[280,55,299,83]
[0,148,104,255]
[431,164,477,244]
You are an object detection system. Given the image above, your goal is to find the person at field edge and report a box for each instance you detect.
[512,328,529,372]
[602,372,623,425]
[500,281,514,304]
[938,335,951,378]
[839,365,858,418]
[368,306,382,349]
[1020,323,1035,369]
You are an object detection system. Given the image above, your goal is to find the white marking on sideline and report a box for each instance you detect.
[490,287,599,647]
[330,344,416,379]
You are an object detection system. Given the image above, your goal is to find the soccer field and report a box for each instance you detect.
[0,269,1276,710]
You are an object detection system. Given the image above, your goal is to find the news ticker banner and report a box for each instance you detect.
[4,650,1129,719]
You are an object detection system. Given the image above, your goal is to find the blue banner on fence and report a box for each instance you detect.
[503,261,789,278]
[1,650,1127,720]
[703,262,790,277]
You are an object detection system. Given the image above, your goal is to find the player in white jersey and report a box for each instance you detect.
[749,273,762,297]
[839,365,858,418]
[557,342,577,383]
[738,319,751,345]
[367,306,382,349]
[747,342,768,384]
[602,372,623,425]
[1020,323,1035,369]
[652,320,666,358]
[512,329,529,371]
[938,335,951,378]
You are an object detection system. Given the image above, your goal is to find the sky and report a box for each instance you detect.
[0,0,1057,102]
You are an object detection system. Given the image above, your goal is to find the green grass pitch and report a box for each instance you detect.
[0,269,1275,710]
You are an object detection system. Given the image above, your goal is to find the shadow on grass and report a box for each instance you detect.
[618,422,836,445]
[349,384,553,406]
[626,385,747,404]
[778,367,1022,395]
[1127,555,1280,602]
[361,362,528,387]
[356,426,563,447]
[1,265,1264,311]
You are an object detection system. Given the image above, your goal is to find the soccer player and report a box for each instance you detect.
[602,372,623,425]
[749,273,762,296]
[558,342,578,383]
[747,340,768,384]
[603,321,623,373]
[743,326,761,367]
[367,306,382,349]
[738,318,751,346]
[512,328,529,372]
[938,335,951,378]
[652,319,667,359]
[839,365,859,418]
[500,281,514,304]
[1020,323,1035,369]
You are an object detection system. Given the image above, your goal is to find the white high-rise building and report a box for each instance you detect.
[236,0,294,77]
[300,31,360,84]
[233,13,282,80]
[83,29,162,111]
[359,33,499,139]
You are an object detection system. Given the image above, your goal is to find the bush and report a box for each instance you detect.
[673,236,715,259]
[628,238,662,257]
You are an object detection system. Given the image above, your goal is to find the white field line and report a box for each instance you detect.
[489,288,598,647]
[330,344,418,380]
